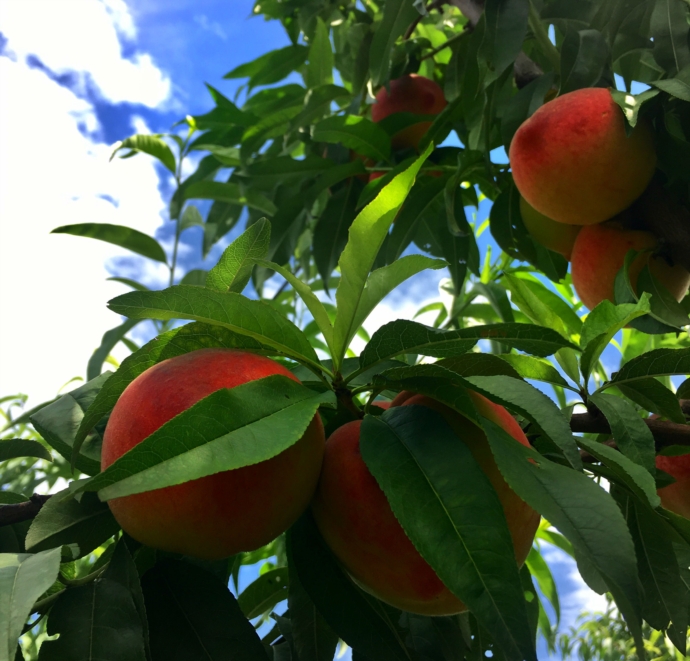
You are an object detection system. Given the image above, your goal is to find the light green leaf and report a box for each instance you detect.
[499,354,574,391]
[238,567,289,619]
[0,548,61,661]
[306,18,334,88]
[332,147,431,368]
[312,115,392,163]
[111,134,176,174]
[369,0,420,85]
[206,218,271,294]
[183,181,277,216]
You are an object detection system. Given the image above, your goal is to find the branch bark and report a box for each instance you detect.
[0,494,51,527]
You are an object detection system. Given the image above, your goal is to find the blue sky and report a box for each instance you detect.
[0,2,612,658]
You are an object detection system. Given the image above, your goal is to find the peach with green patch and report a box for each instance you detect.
[102,348,325,560]
[311,390,540,615]
[519,196,580,260]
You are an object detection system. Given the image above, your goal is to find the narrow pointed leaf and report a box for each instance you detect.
[312,115,391,162]
[87,318,139,382]
[306,18,334,88]
[107,285,320,369]
[238,567,289,619]
[78,376,333,501]
[369,0,420,85]
[499,355,574,391]
[111,134,176,174]
[182,181,277,216]
[361,408,537,661]
[0,439,51,463]
[608,348,690,387]
[52,223,167,264]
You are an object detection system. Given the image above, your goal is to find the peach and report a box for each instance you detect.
[509,88,656,225]
[102,348,325,559]
[519,196,581,260]
[371,74,447,150]
[570,221,690,310]
[311,390,540,615]
[657,453,690,519]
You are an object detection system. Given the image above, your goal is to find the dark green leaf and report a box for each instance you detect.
[637,265,690,328]
[369,0,420,85]
[79,376,333,501]
[498,355,573,390]
[653,64,690,102]
[651,0,690,76]
[287,513,411,661]
[242,155,335,184]
[111,134,176,174]
[238,567,289,619]
[287,558,339,661]
[525,548,560,625]
[87,319,139,382]
[482,418,643,635]
[182,181,277,216]
[464,375,582,469]
[206,218,270,293]
[617,379,686,423]
[224,45,310,89]
[589,392,656,474]
[481,0,530,77]
[559,27,610,94]
[25,491,119,556]
[142,559,269,661]
[0,548,61,661]
[107,285,320,369]
[358,320,477,371]
[52,223,167,264]
[306,18,334,88]
[0,439,51,463]
[312,115,391,162]
[362,408,537,661]
[31,373,112,476]
[440,353,521,378]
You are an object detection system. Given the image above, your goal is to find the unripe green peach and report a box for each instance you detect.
[519,196,581,260]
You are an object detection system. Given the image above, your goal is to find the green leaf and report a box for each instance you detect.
[111,134,176,174]
[142,559,269,661]
[25,491,119,556]
[242,155,335,184]
[224,45,309,89]
[481,0,530,77]
[79,376,332,501]
[651,0,690,76]
[580,296,652,382]
[104,540,150,660]
[352,255,447,334]
[576,437,660,509]
[74,323,274,451]
[637,266,690,328]
[610,89,661,128]
[508,278,582,335]
[525,548,560,626]
[617,379,686,424]
[107,285,321,370]
[559,27,610,94]
[358,320,477,372]
[0,439,51,463]
[254,259,334,352]
[589,392,656,474]
[611,348,690,387]
[0,548,61,661]
[31,373,112,476]
[464,375,582,469]
[498,355,574,391]
[206,218,270,294]
[652,63,690,102]
[622,493,689,644]
[237,567,288,619]
[439,353,521,378]
[87,318,139,382]
[482,418,642,634]
[51,223,167,264]
[361,408,537,661]
[38,577,147,661]
[287,558,339,661]
[503,273,568,337]
[312,115,391,163]
[287,513,411,661]
[182,181,277,216]
[313,179,361,290]
[179,204,204,231]
[332,147,431,368]
[369,0,420,86]
[306,18,334,88]
[289,85,351,130]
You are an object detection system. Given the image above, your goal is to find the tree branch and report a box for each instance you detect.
[0,494,51,527]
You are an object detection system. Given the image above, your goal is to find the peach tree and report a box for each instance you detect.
[2,1,690,660]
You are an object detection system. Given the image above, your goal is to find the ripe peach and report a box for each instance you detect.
[509,88,656,225]
[570,221,690,310]
[519,196,581,260]
[311,391,540,615]
[657,453,690,519]
[371,74,447,150]
[102,348,325,559]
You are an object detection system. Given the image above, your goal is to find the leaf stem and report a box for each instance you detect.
[528,1,560,75]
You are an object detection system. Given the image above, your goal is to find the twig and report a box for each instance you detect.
[0,494,51,527]
[404,0,448,40]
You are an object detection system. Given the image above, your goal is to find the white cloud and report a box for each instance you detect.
[0,4,171,406]
[0,0,171,107]
[194,14,228,40]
